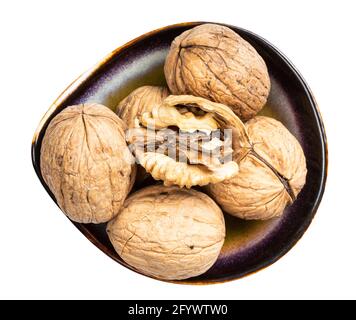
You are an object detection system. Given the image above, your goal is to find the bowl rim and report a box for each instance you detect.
[31,21,328,285]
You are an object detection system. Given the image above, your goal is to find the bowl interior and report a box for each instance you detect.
[32,22,327,283]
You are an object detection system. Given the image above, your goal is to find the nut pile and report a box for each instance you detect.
[40,24,307,280]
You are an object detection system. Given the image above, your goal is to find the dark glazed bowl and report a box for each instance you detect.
[32,22,327,284]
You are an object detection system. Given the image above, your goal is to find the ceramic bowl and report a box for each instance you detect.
[32,22,327,284]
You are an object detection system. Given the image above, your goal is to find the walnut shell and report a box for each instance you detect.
[117,85,169,128]
[164,23,271,121]
[120,91,252,188]
[40,103,135,224]
[107,185,225,280]
[206,116,307,220]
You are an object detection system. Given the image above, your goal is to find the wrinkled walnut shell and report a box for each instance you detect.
[40,103,135,224]
[164,23,271,121]
[117,85,169,128]
[206,116,307,220]
[107,185,225,280]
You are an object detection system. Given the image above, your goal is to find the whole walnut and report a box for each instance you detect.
[164,23,271,121]
[206,116,307,220]
[107,185,225,280]
[119,88,252,188]
[40,103,135,224]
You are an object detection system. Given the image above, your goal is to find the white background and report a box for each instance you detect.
[0,0,355,300]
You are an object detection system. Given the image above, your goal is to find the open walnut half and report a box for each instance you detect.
[117,88,250,188]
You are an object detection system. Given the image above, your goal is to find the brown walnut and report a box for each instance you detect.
[206,116,307,220]
[117,85,169,128]
[164,23,271,121]
[119,88,251,188]
[40,103,135,224]
[107,185,225,280]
